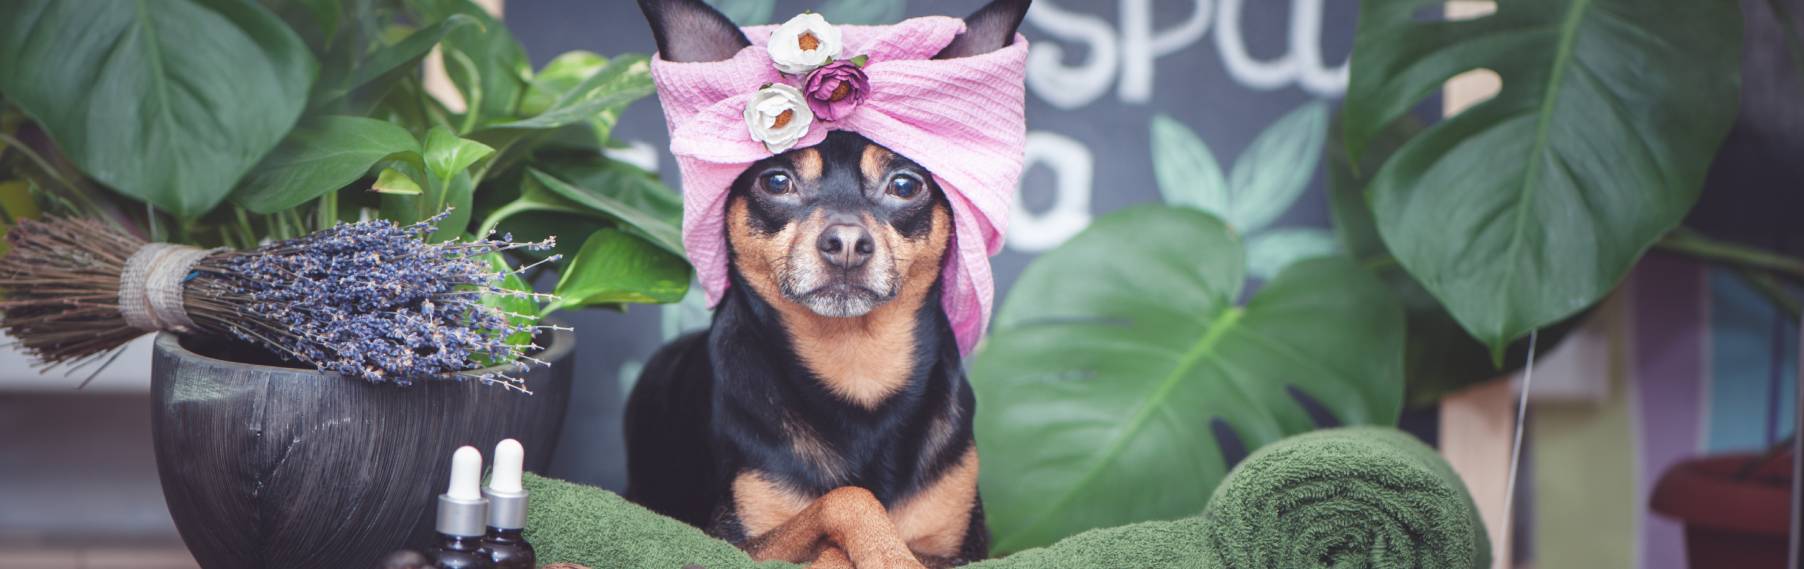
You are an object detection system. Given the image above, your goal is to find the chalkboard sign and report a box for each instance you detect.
[507,0,1357,490]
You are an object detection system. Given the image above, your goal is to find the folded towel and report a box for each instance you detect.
[522,473,795,569]
[521,427,1487,568]
[958,517,1208,569]
[1198,427,1492,569]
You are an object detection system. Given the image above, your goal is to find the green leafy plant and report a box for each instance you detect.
[973,206,1404,552]
[1151,102,1337,280]
[1342,0,1742,360]
[976,0,1804,554]
[0,0,690,354]
[0,1,316,219]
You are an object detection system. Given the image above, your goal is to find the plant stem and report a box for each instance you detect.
[1737,267,1804,319]
[233,206,257,247]
[318,191,339,230]
[1655,229,1804,282]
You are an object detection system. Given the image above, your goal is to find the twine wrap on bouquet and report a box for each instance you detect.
[118,243,220,333]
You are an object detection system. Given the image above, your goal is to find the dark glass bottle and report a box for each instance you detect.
[429,446,493,568]
[427,535,493,569]
[483,439,533,569]
[481,527,535,569]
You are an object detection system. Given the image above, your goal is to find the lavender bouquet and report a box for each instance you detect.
[0,213,560,390]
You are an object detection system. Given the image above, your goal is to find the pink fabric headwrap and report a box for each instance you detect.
[651,16,1028,356]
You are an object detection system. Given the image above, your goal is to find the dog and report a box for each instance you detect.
[624,1,1030,567]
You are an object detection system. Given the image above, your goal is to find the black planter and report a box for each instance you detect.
[150,328,576,569]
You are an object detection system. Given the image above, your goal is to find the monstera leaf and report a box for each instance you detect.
[972,206,1404,553]
[1328,112,1580,407]
[0,0,315,217]
[1342,0,1741,358]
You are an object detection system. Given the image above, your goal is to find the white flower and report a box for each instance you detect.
[767,12,842,75]
[744,84,813,153]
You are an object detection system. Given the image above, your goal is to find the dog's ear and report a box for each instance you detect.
[934,0,1031,59]
[638,0,751,63]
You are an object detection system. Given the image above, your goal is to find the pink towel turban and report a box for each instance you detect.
[650,15,1028,355]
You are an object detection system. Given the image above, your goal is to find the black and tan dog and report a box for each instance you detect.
[625,1,1029,567]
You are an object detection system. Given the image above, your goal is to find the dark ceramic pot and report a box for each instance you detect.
[150,328,575,569]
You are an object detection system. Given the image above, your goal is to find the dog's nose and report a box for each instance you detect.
[817,224,875,269]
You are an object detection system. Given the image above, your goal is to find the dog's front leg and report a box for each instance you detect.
[806,546,854,569]
[742,487,924,569]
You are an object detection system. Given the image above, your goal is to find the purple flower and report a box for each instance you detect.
[803,60,869,122]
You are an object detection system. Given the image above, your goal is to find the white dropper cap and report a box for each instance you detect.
[436,446,488,537]
[446,446,483,501]
[484,438,529,530]
[490,439,525,493]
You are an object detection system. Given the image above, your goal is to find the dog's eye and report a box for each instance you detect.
[887,175,922,199]
[761,172,792,194]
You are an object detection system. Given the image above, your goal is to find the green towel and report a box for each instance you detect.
[959,517,1208,569]
[522,473,797,569]
[522,426,1487,568]
[1199,427,1492,569]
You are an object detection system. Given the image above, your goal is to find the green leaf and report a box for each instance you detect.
[0,180,38,257]
[817,0,904,25]
[312,14,479,108]
[409,0,530,130]
[525,167,684,257]
[1149,114,1228,217]
[233,116,420,213]
[0,0,317,217]
[429,171,474,242]
[490,55,654,132]
[972,206,1403,553]
[1343,0,1741,357]
[548,229,693,313]
[472,252,540,366]
[422,126,495,188]
[298,0,343,43]
[1327,112,1578,408]
[373,168,423,195]
[1245,228,1338,281]
[496,210,604,265]
[1226,101,1326,233]
[514,50,637,148]
[706,0,775,25]
[521,51,608,117]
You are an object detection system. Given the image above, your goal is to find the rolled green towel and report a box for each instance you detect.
[1199,427,1492,569]
[521,473,798,569]
[960,517,1208,569]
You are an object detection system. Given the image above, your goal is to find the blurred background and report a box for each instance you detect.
[2,0,1801,568]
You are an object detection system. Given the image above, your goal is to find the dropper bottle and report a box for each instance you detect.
[428,446,494,569]
[482,439,535,568]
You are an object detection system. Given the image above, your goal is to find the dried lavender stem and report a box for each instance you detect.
[0,214,555,387]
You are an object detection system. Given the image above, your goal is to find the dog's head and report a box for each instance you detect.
[639,0,1029,319]
[725,132,947,317]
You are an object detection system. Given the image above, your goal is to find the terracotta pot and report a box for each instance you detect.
[1650,451,1793,569]
[150,328,575,569]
